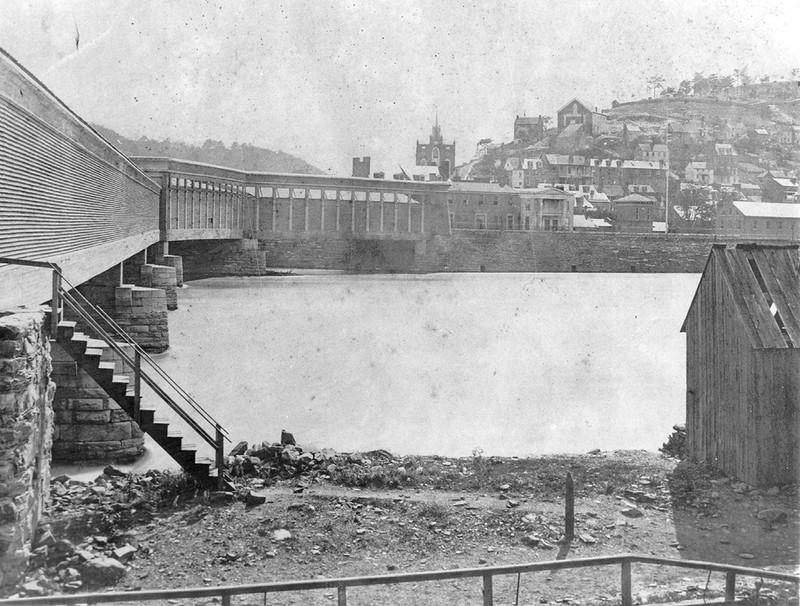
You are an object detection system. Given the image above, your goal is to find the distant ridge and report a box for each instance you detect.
[92,124,323,175]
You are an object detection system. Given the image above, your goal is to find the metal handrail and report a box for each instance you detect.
[0,553,795,605]
[54,268,228,439]
[59,290,217,449]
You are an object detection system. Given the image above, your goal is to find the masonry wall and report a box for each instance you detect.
[173,232,749,276]
[0,310,54,590]
[50,342,143,463]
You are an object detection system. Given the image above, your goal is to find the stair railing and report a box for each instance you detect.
[57,288,229,488]
[0,256,231,490]
[55,270,227,439]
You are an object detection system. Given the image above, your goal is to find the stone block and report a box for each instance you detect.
[74,410,111,424]
[75,422,131,442]
[71,398,107,412]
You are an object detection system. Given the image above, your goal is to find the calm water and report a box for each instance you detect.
[129,271,700,464]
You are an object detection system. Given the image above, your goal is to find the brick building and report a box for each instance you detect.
[556,98,608,135]
[614,193,657,233]
[518,187,575,231]
[447,181,519,230]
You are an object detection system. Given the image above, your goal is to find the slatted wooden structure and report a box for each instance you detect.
[0,48,160,309]
[681,243,800,486]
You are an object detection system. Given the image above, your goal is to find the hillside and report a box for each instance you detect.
[92,125,323,175]
[606,96,800,131]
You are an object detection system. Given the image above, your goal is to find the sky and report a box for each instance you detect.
[2,0,799,175]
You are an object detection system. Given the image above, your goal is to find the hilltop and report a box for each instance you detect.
[92,125,323,175]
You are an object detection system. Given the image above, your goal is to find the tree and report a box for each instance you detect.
[672,185,716,232]
[542,116,553,129]
[660,86,676,97]
[692,72,709,96]
[707,73,721,93]
[760,74,771,83]
[719,75,734,90]
[677,80,692,96]
[647,75,666,98]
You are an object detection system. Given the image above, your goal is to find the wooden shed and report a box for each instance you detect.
[681,243,800,486]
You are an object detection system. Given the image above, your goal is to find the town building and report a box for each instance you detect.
[681,243,799,486]
[517,187,575,231]
[715,200,800,240]
[760,173,799,204]
[447,181,519,230]
[613,193,657,233]
[352,157,371,178]
[684,161,714,184]
[708,143,739,185]
[634,143,668,162]
[556,98,608,135]
[416,117,456,179]
[668,121,706,145]
[514,115,545,143]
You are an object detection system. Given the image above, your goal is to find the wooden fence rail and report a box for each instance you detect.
[0,553,796,605]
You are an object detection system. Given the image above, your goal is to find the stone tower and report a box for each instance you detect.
[415,114,455,180]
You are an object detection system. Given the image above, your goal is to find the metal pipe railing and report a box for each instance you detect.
[54,269,227,438]
[0,553,795,605]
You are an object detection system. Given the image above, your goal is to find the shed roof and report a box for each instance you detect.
[615,194,656,204]
[681,244,800,349]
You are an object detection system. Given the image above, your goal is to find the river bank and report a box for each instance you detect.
[10,447,798,605]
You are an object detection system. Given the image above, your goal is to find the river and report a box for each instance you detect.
[57,271,700,477]
[130,271,698,462]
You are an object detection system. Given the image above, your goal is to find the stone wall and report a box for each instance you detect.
[49,343,143,463]
[414,231,736,273]
[0,310,54,590]
[173,231,744,276]
[161,255,184,286]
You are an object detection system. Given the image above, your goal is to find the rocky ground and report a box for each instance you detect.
[6,437,799,606]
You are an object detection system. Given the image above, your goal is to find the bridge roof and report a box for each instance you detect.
[131,157,452,193]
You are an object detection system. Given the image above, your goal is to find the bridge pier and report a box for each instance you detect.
[0,311,54,590]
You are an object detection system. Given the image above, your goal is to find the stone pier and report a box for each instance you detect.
[49,342,144,463]
[0,310,54,590]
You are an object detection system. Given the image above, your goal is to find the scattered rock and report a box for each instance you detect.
[112,545,137,564]
[281,430,296,446]
[578,533,597,544]
[506,499,520,508]
[103,465,127,478]
[621,508,644,518]
[756,509,787,524]
[245,492,267,507]
[80,557,126,586]
[739,553,756,560]
[229,441,249,456]
[498,484,511,492]
[272,529,292,542]
[209,491,236,505]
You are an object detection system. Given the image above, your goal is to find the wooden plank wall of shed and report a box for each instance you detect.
[753,349,800,485]
[686,254,758,484]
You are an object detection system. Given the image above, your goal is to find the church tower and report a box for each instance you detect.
[415,114,455,180]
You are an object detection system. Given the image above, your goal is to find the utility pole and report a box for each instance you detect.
[664,123,670,234]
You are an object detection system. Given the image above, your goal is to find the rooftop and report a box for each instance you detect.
[682,244,800,349]
[449,181,516,194]
[732,201,800,218]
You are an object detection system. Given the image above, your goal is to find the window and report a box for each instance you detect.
[753,221,758,231]
[778,221,784,229]
[525,202,531,211]
[508,199,513,205]
[478,197,484,205]
[524,216,530,230]
[493,198,498,205]
[766,221,772,229]
[507,215,514,230]
[447,199,453,205]
[463,198,468,205]
[475,214,487,229]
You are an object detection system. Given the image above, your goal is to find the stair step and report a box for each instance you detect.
[112,374,129,385]
[86,338,107,349]
[97,362,116,372]
[56,321,77,340]
[84,348,104,359]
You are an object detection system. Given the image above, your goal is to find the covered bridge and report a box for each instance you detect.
[681,243,799,486]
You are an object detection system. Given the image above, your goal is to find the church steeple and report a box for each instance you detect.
[431,110,441,141]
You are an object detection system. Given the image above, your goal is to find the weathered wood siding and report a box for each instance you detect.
[0,50,160,308]
[685,252,800,486]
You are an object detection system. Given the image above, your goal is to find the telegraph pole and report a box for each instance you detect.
[664,123,670,234]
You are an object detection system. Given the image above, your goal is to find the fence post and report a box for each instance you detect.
[483,573,493,606]
[621,560,632,606]
[565,472,575,541]
[216,424,225,491]
[50,269,61,335]
[133,350,141,424]
[725,571,736,604]
[337,583,347,606]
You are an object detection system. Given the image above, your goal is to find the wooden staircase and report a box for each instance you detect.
[55,319,230,490]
